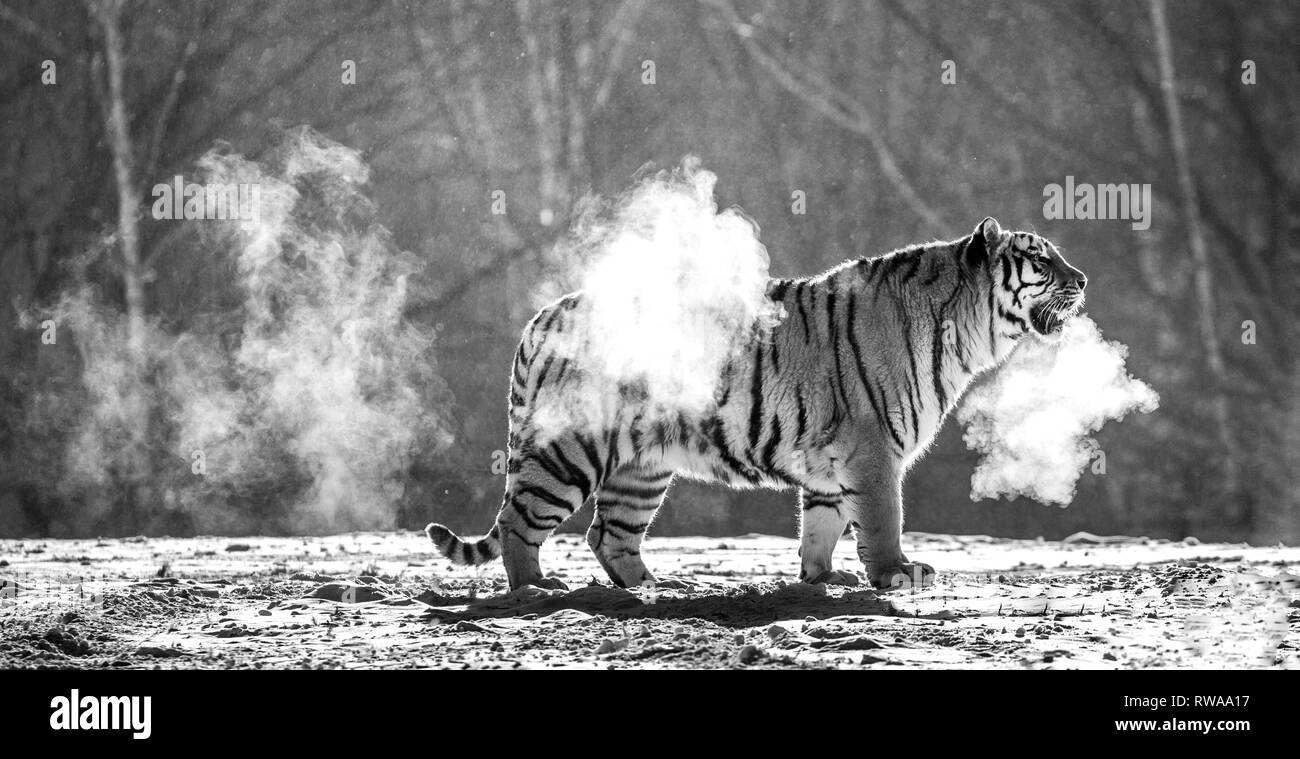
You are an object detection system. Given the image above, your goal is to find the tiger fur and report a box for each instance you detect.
[427,217,1087,591]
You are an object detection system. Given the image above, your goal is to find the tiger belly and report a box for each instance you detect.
[615,413,842,496]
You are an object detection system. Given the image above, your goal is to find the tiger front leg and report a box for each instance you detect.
[837,448,935,591]
[797,489,860,586]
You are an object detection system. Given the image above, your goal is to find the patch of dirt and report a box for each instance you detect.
[0,532,1295,669]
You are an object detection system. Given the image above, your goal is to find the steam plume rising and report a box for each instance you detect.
[533,158,779,436]
[30,130,451,534]
[956,316,1158,506]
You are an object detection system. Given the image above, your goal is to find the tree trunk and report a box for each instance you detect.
[94,0,152,500]
[516,0,567,223]
[1148,0,1240,511]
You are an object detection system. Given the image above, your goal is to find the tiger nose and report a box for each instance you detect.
[1068,268,1087,290]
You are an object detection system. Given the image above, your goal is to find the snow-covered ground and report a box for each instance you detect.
[1,532,1296,669]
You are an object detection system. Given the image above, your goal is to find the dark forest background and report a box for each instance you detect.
[1,0,1296,544]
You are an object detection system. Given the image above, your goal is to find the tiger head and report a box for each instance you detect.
[973,217,1086,342]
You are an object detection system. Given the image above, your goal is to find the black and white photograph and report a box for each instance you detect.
[0,0,1296,733]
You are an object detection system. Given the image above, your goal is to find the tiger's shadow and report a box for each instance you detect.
[415,582,897,628]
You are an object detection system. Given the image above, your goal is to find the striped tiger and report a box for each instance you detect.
[427,216,1086,591]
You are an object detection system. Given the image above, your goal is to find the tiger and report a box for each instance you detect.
[427,216,1087,591]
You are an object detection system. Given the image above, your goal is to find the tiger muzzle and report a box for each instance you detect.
[1030,288,1085,335]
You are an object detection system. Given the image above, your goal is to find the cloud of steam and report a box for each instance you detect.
[31,129,451,533]
[956,316,1158,506]
[532,158,779,437]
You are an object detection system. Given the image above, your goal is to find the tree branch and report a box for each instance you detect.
[591,0,647,111]
[704,0,947,232]
[142,37,198,185]
[0,1,68,57]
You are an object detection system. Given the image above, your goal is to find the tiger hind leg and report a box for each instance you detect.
[497,438,601,590]
[587,466,673,588]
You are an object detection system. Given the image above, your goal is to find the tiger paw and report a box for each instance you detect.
[806,569,862,587]
[645,576,696,590]
[872,562,935,591]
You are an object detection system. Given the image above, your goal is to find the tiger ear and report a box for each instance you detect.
[965,216,1000,266]
[976,216,1003,247]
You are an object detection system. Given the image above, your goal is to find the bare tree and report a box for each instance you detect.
[1148,0,1239,504]
[403,0,649,319]
[89,0,152,493]
[706,0,947,232]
